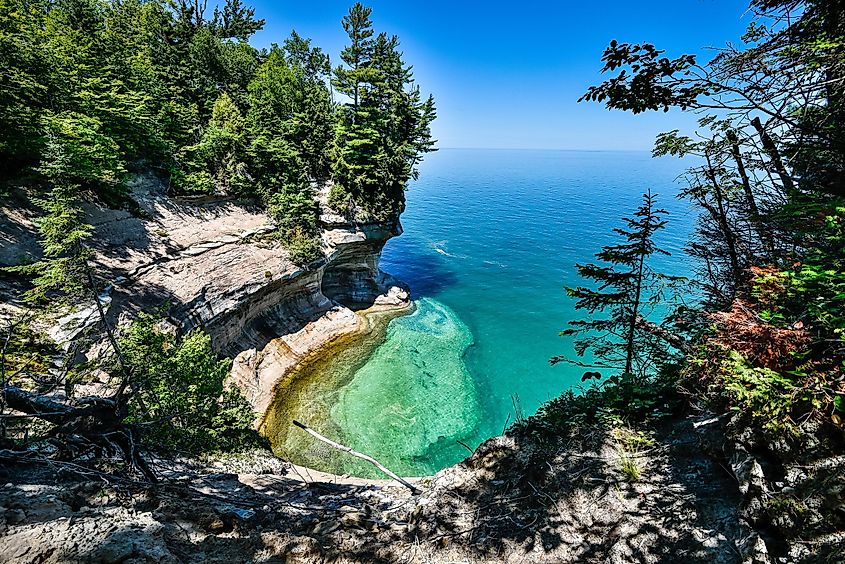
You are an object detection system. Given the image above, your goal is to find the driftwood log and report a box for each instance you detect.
[292,420,420,494]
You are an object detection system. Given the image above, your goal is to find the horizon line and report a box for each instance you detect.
[434,146,654,153]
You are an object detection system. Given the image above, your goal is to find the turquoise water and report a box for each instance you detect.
[289,149,695,476]
[330,298,481,472]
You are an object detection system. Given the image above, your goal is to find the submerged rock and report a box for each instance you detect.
[329,298,481,476]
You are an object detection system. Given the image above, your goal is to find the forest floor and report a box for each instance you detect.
[0,412,758,564]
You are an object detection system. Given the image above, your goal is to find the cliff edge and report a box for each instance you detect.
[0,173,411,417]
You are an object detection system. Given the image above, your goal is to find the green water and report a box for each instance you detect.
[262,300,480,477]
[267,149,694,477]
[330,298,480,476]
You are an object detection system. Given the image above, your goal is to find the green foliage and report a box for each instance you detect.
[331,3,436,217]
[612,424,655,452]
[174,92,250,195]
[581,1,845,441]
[210,0,265,42]
[245,44,333,192]
[120,314,259,454]
[778,204,845,342]
[618,452,641,481]
[519,362,681,440]
[38,112,125,190]
[267,183,319,234]
[0,0,48,171]
[579,40,703,113]
[2,0,434,241]
[267,181,323,265]
[0,315,55,386]
[281,227,322,266]
[718,351,800,436]
[2,0,434,458]
[614,426,652,482]
[577,6,845,556]
[8,183,92,303]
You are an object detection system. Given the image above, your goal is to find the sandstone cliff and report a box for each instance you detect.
[0,174,410,416]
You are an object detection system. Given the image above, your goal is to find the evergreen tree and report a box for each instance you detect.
[556,190,673,380]
[331,4,436,216]
[211,0,264,41]
[284,30,331,81]
[175,91,249,194]
[283,32,335,179]
[334,3,375,112]
[0,0,49,175]
[331,3,379,209]
[9,111,124,302]
[245,46,311,194]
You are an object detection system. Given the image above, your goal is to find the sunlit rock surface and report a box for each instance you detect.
[0,175,411,418]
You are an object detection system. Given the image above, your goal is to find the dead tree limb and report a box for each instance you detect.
[751,116,797,194]
[82,263,132,399]
[634,316,692,355]
[2,385,114,425]
[1,384,157,482]
[292,419,420,494]
[727,129,775,258]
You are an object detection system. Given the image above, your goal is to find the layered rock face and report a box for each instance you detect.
[0,175,410,416]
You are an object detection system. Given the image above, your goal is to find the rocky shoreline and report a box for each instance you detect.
[0,410,755,563]
[0,175,824,563]
[1,173,412,422]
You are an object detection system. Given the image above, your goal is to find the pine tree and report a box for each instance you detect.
[211,0,264,41]
[283,32,335,179]
[555,190,672,380]
[333,3,375,112]
[331,4,436,216]
[174,91,249,195]
[0,0,49,175]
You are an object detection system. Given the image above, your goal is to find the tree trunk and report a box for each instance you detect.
[2,384,156,482]
[751,117,796,195]
[705,151,742,291]
[727,129,774,259]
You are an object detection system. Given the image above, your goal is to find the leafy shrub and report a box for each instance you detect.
[718,351,800,436]
[267,182,322,264]
[327,183,353,214]
[282,226,322,265]
[171,169,216,194]
[267,183,319,234]
[172,93,251,195]
[516,362,681,441]
[38,111,125,191]
[120,314,260,454]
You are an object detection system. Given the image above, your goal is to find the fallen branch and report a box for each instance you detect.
[2,384,118,425]
[1,384,156,482]
[456,439,474,454]
[634,315,691,355]
[292,420,420,494]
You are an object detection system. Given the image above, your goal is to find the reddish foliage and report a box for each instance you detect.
[706,299,810,371]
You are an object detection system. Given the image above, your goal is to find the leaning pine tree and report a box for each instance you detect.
[554,190,674,383]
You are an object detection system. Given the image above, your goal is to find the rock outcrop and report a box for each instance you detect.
[0,174,411,416]
[0,413,748,564]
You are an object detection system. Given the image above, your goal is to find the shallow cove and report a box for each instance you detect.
[265,149,695,478]
[262,298,481,478]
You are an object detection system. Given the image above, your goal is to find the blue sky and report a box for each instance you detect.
[247,1,753,150]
